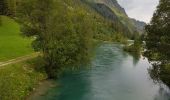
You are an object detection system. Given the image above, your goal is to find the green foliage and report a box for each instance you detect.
[17,0,133,78]
[83,0,142,38]
[148,64,170,87]
[124,39,143,54]
[0,16,33,61]
[0,57,47,100]
[145,0,170,87]
[6,0,17,16]
[112,33,128,44]
[49,0,130,42]
[0,0,17,16]
[159,64,170,86]
[44,7,94,78]
[17,0,94,78]
[145,0,170,62]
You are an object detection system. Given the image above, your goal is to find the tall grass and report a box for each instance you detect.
[0,57,47,100]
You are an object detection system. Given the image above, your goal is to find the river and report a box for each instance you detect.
[30,43,170,100]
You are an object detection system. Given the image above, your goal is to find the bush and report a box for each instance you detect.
[112,33,128,44]
[123,39,142,54]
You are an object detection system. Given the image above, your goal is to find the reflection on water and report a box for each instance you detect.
[154,85,170,100]
[148,63,170,94]
[124,51,141,66]
[34,43,170,100]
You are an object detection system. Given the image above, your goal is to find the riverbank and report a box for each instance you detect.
[27,43,170,100]
[27,80,57,100]
[26,41,128,99]
[0,57,47,100]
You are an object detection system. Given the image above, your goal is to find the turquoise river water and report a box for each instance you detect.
[33,43,170,100]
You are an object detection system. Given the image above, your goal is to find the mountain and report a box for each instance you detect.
[81,0,146,37]
[61,0,145,39]
[87,0,127,14]
[131,18,146,34]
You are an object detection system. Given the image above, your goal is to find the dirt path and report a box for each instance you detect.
[0,52,40,67]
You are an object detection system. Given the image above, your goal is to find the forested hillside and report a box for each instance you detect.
[82,0,146,38]
[0,0,145,39]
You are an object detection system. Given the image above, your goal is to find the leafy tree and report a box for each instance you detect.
[145,0,170,63]
[0,0,18,16]
[6,0,17,16]
[17,0,93,78]
[145,0,170,86]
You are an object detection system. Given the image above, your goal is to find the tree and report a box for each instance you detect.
[17,0,93,78]
[145,0,170,63]
[0,0,8,15]
[145,0,170,87]
[6,0,17,16]
[0,0,18,16]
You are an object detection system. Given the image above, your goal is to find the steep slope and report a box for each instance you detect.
[87,0,127,15]
[82,0,146,37]
[131,18,146,34]
[61,0,127,42]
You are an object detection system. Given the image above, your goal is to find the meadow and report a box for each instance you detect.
[0,16,33,61]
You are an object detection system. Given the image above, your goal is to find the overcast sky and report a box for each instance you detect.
[117,0,159,23]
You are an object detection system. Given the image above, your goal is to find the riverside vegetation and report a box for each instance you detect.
[123,38,143,55]
[0,0,170,100]
[0,57,47,100]
[16,0,135,78]
[0,0,137,99]
[144,0,170,87]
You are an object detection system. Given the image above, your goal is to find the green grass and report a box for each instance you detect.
[0,16,33,61]
[0,57,47,100]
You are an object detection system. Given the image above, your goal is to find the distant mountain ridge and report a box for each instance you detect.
[82,0,146,36]
[131,18,146,34]
[91,0,127,15]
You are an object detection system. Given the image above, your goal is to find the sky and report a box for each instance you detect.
[117,0,159,23]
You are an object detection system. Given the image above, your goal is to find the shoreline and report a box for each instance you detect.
[26,79,57,100]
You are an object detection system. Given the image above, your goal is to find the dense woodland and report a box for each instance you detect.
[145,0,170,87]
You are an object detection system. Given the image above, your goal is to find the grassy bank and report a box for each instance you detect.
[0,16,33,61]
[0,57,47,100]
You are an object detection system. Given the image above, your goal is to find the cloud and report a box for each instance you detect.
[117,0,159,23]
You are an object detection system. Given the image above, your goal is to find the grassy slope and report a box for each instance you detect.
[0,16,33,61]
[0,16,47,100]
[0,57,47,100]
